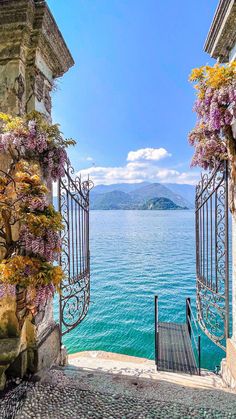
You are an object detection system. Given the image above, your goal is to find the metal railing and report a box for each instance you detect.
[195,161,229,351]
[58,163,93,339]
[186,297,201,375]
[154,295,159,369]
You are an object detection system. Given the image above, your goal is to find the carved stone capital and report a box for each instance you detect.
[0,0,74,116]
[205,0,236,62]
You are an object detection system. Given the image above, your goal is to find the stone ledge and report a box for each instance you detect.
[0,0,74,76]
[204,0,236,61]
[35,1,74,77]
[69,350,154,365]
[0,338,20,365]
[0,337,21,391]
[68,350,226,391]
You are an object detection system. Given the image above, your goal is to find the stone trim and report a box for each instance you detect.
[204,0,236,62]
[0,0,74,116]
[0,0,74,77]
[32,1,75,77]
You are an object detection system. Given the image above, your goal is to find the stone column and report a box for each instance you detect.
[230,122,236,346]
[0,0,74,390]
[221,124,236,388]
[204,0,236,388]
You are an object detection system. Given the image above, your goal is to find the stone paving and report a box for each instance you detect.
[1,363,236,419]
[0,380,235,419]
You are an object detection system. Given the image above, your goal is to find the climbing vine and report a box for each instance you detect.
[189,62,236,171]
[0,112,75,316]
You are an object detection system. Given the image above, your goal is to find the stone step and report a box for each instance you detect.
[68,350,226,391]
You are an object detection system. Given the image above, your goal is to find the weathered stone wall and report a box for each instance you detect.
[0,0,74,390]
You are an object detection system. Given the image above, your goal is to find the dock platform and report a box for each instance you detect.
[155,297,201,375]
[157,322,198,375]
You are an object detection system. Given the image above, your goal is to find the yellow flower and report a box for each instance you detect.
[0,255,64,288]
[0,113,12,123]
[189,62,236,90]
[189,67,205,82]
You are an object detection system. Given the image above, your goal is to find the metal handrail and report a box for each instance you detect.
[186,298,201,375]
[154,295,159,370]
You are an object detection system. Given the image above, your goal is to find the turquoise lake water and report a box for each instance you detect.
[58,210,229,371]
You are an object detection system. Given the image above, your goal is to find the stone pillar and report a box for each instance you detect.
[204,0,236,389]
[231,125,236,341]
[0,0,74,390]
[221,130,236,388]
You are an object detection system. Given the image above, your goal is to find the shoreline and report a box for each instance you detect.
[67,350,228,391]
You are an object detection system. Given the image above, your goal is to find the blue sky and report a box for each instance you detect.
[47,0,218,185]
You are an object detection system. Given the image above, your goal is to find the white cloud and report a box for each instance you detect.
[53,181,58,197]
[127,147,171,162]
[52,164,199,196]
[52,147,199,195]
[78,162,199,186]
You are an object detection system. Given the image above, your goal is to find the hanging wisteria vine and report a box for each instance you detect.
[189,62,236,175]
[0,112,75,315]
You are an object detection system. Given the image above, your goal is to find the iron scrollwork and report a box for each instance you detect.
[58,163,93,337]
[195,161,229,351]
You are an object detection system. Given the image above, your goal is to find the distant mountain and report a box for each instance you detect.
[92,182,195,206]
[129,183,191,208]
[91,190,134,210]
[92,182,150,194]
[141,197,188,210]
[90,182,192,210]
[164,183,195,206]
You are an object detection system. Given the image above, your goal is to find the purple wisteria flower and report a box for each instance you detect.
[0,133,12,152]
[0,284,16,299]
[21,195,48,212]
[43,147,68,181]
[33,284,55,309]
[189,81,236,169]
[20,225,61,262]
[0,115,68,305]
[26,284,55,310]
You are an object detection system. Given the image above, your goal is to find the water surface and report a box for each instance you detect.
[59,210,228,371]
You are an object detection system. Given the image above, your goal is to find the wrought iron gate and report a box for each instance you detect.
[195,161,229,351]
[58,164,93,337]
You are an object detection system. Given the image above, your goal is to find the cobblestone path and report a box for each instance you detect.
[0,366,236,418]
